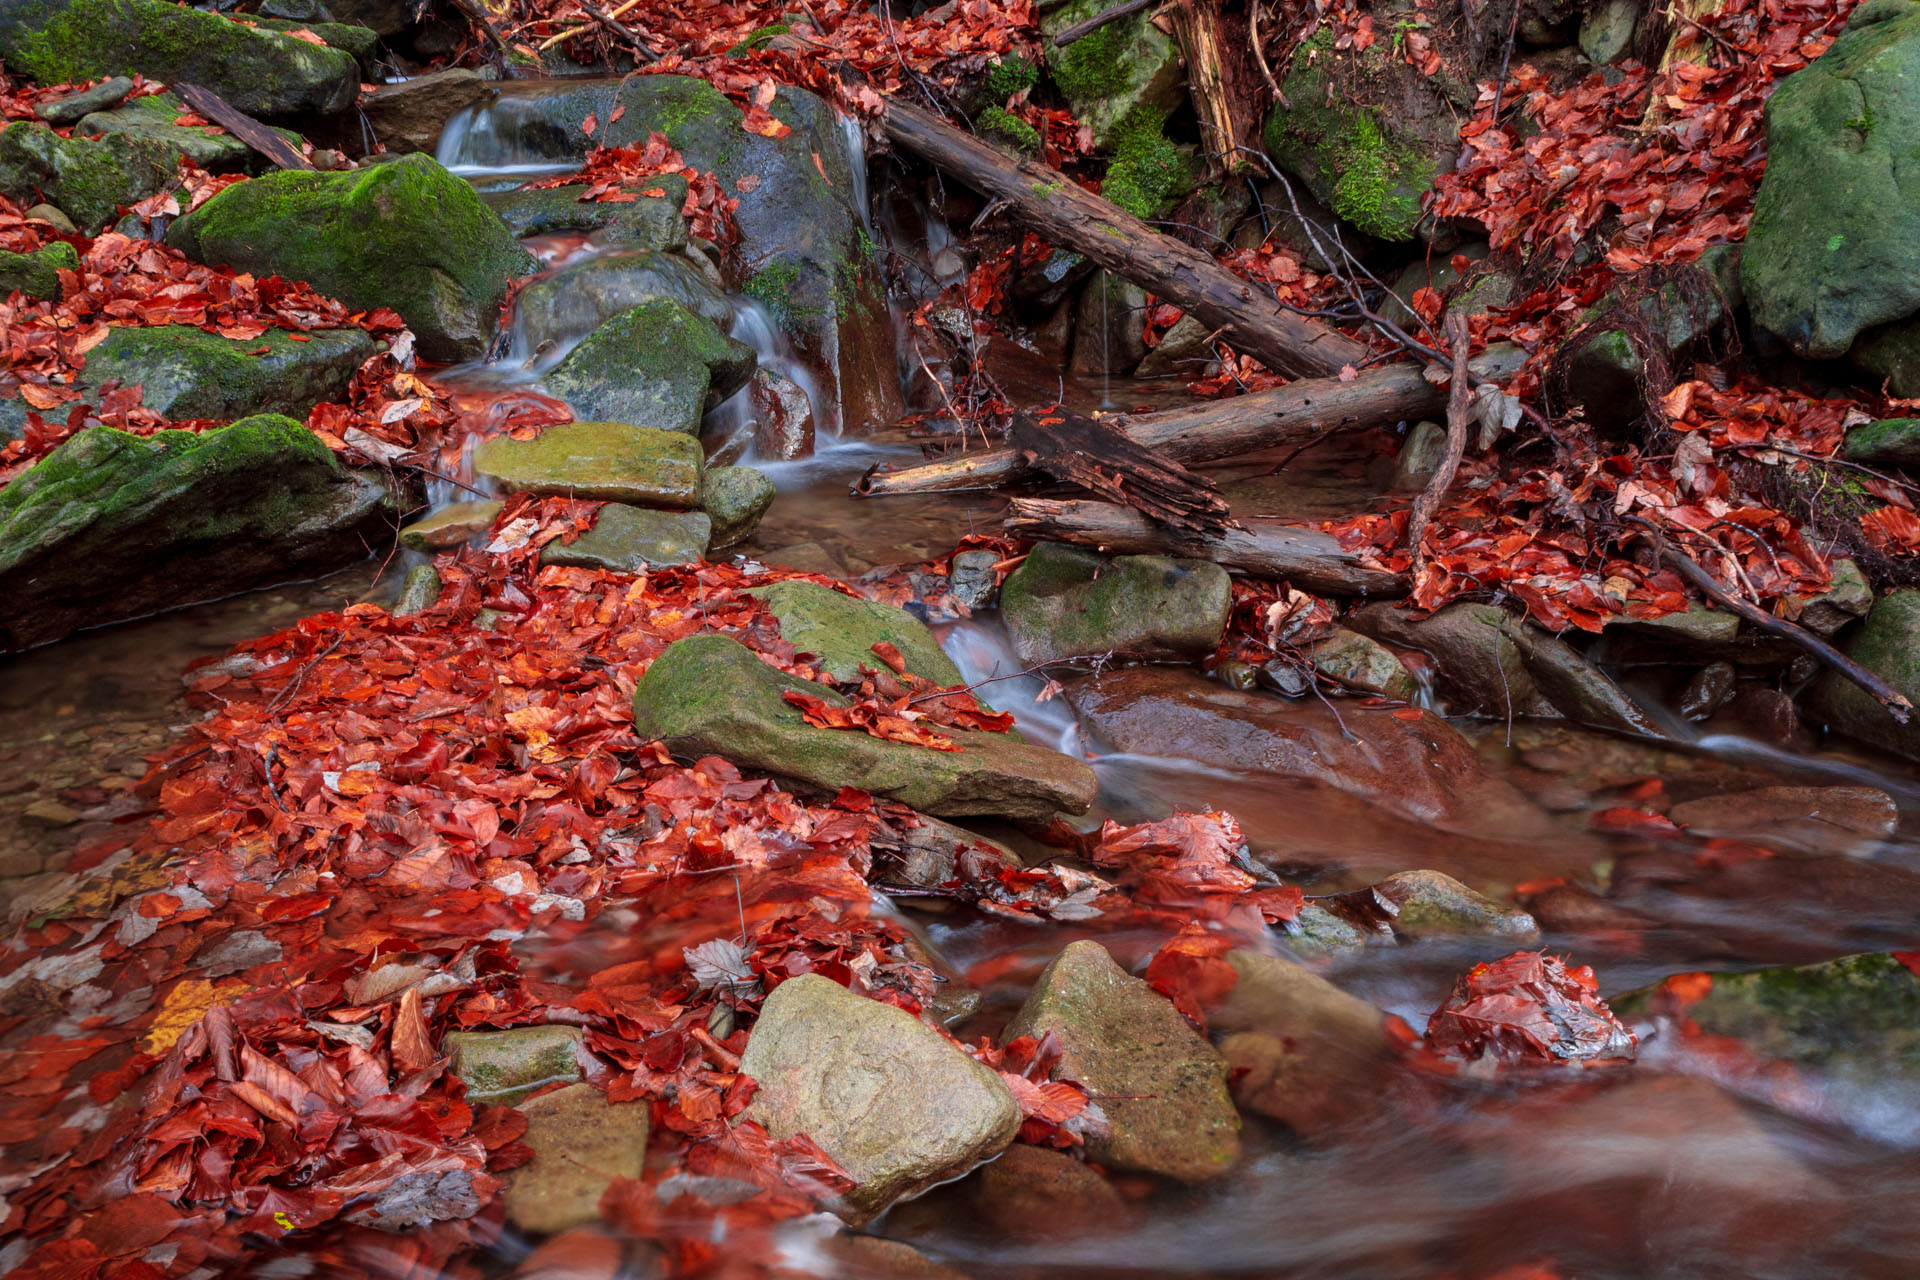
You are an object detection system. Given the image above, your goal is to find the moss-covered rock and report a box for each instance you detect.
[630,634,1097,820]
[700,464,775,549]
[540,503,711,571]
[1099,106,1195,221]
[392,562,440,615]
[1307,626,1417,700]
[443,1025,585,1105]
[0,416,391,651]
[248,15,379,76]
[483,175,688,247]
[742,579,965,685]
[512,251,732,371]
[0,120,173,232]
[1845,415,1920,466]
[1806,587,1920,759]
[976,106,1041,154]
[1373,869,1540,940]
[0,0,359,116]
[0,240,76,301]
[1000,541,1231,665]
[1042,0,1185,148]
[167,154,536,362]
[34,76,133,126]
[79,91,302,173]
[473,420,704,506]
[541,299,754,432]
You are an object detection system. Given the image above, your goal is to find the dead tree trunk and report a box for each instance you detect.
[1005,498,1408,597]
[880,98,1370,380]
[857,343,1526,497]
[175,84,313,171]
[1009,406,1233,535]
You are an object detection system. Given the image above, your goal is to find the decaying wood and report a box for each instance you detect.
[1168,0,1237,177]
[1005,498,1409,597]
[1052,0,1157,46]
[174,84,313,171]
[880,99,1369,379]
[1409,312,1472,575]
[576,0,661,60]
[537,0,647,49]
[857,342,1527,497]
[1008,406,1234,536]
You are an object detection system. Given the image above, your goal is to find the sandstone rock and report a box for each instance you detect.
[474,421,704,507]
[1001,542,1230,666]
[740,973,1019,1223]
[1374,870,1540,941]
[361,69,495,154]
[503,1083,649,1236]
[970,1142,1130,1238]
[399,499,505,552]
[540,504,711,572]
[1666,785,1898,858]
[444,1025,585,1105]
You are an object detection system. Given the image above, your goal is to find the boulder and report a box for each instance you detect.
[33,76,133,126]
[511,250,733,368]
[1666,785,1898,858]
[542,299,755,432]
[749,367,815,460]
[0,417,390,651]
[947,549,1001,611]
[444,1025,585,1106]
[1373,869,1540,940]
[361,69,497,155]
[473,420,703,507]
[0,121,172,232]
[1000,542,1231,666]
[631,634,1097,821]
[700,465,775,549]
[1806,587,1920,759]
[79,91,299,172]
[1782,557,1872,636]
[1211,948,1393,1140]
[1133,312,1215,380]
[1391,420,1448,490]
[167,154,537,362]
[1306,627,1416,700]
[540,503,711,572]
[1005,940,1239,1182]
[503,1083,649,1236]
[744,579,966,685]
[0,0,359,117]
[487,176,691,249]
[1041,0,1184,148]
[739,973,1019,1224]
[393,562,440,616]
[1579,0,1644,64]
[1558,248,1741,432]
[1841,415,1920,467]
[398,499,504,552]
[247,15,378,77]
[0,240,76,302]
[1743,0,1920,379]
[970,1143,1130,1238]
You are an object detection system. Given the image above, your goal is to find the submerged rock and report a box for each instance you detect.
[503,1083,649,1236]
[473,420,704,507]
[444,1025,585,1105]
[0,240,75,302]
[168,155,536,362]
[739,973,1019,1224]
[542,299,755,432]
[512,250,732,367]
[1806,587,1920,760]
[1000,542,1231,665]
[631,634,1095,821]
[970,1142,1130,1238]
[1006,940,1239,1182]
[0,121,173,232]
[399,499,504,552]
[1374,869,1540,941]
[0,417,390,652]
[700,465,776,549]
[744,579,966,685]
[540,503,711,571]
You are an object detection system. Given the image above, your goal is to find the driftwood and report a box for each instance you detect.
[881,99,1368,380]
[1008,406,1232,536]
[1005,497,1408,597]
[857,343,1527,497]
[174,84,312,171]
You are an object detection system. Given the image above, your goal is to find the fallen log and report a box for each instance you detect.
[1008,406,1233,536]
[1005,497,1408,596]
[880,99,1369,380]
[857,342,1527,497]
[174,84,312,171]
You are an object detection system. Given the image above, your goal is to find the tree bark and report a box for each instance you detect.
[1009,406,1232,535]
[174,84,312,171]
[880,98,1370,380]
[1004,497,1408,597]
[856,342,1526,497]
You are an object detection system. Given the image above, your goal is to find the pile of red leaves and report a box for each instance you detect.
[1426,951,1637,1067]
[524,129,740,251]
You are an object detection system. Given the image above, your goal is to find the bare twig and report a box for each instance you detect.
[1409,312,1473,576]
[1250,0,1285,105]
[576,0,660,60]
[536,0,646,50]
[1053,0,1157,46]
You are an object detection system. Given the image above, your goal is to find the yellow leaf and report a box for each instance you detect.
[143,977,248,1054]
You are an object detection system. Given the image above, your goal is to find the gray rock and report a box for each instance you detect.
[0,121,173,232]
[744,579,966,685]
[504,1083,649,1236]
[1306,627,1416,700]
[393,563,440,616]
[513,250,733,368]
[34,76,133,126]
[631,634,1097,821]
[358,69,497,155]
[1373,869,1540,940]
[1608,602,1742,647]
[1843,415,1920,466]
[1391,420,1448,490]
[1068,271,1149,375]
[79,91,298,172]
[1005,940,1239,1182]
[25,203,75,233]
[875,812,1022,893]
[473,420,704,507]
[1785,557,1873,635]
[399,499,504,552]
[1806,587,1920,759]
[739,973,1019,1224]
[947,549,1002,611]
[1135,312,1216,379]
[1000,542,1231,665]
[700,465,775,549]
[484,175,689,248]
[443,1025,585,1105]
[543,299,755,433]
[540,503,711,572]
[1579,0,1644,63]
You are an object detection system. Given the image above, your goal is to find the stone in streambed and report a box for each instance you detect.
[542,299,755,433]
[444,1025,585,1105]
[700,465,776,549]
[0,416,391,653]
[33,77,133,126]
[0,121,173,232]
[473,420,703,506]
[739,972,1019,1224]
[743,579,966,685]
[168,154,536,362]
[503,1083,649,1236]
[1005,940,1239,1182]
[947,548,1002,611]
[631,634,1095,821]
[0,240,76,302]
[399,499,504,552]
[1373,869,1539,940]
[1666,785,1898,858]
[512,250,732,368]
[363,69,499,156]
[393,563,440,616]
[1783,556,1873,636]
[540,503,711,572]
[970,1142,1130,1238]
[79,91,301,172]
[1000,542,1230,666]
[1806,587,1920,760]
[1306,626,1416,700]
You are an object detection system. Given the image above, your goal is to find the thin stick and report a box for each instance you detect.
[536,0,646,50]
[1409,312,1473,576]
[577,0,660,61]
[1053,0,1157,46]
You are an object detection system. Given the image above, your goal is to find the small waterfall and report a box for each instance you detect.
[714,296,833,449]
[423,432,490,510]
[836,110,873,235]
[938,620,1085,757]
[435,97,586,183]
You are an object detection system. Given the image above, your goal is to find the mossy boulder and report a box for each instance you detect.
[0,416,391,651]
[540,503,711,571]
[743,579,965,685]
[1744,0,1920,366]
[473,420,704,506]
[1843,415,1920,466]
[78,91,302,173]
[700,464,775,549]
[1098,106,1196,222]
[0,240,76,301]
[0,0,359,117]
[483,175,688,247]
[1005,940,1240,1182]
[541,299,754,432]
[630,634,1097,820]
[248,15,379,76]
[444,1025,585,1105]
[0,121,173,232]
[167,154,537,362]
[512,252,733,373]
[1373,869,1540,940]
[1000,541,1232,665]
[1806,587,1920,760]
[1307,626,1417,700]
[1042,0,1185,148]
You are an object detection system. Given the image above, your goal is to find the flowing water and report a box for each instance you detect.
[6,92,1920,1280]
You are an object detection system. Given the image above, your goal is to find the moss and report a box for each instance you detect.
[1052,19,1132,103]
[1100,106,1193,221]
[79,324,375,421]
[1327,111,1433,240]
[743,579,966,685]
[985,55,1040,102]
[742,258,811,329]
[725,21,790,54]
[978,105,1041,153]
[0,240,76,300]
[0,121,173,231]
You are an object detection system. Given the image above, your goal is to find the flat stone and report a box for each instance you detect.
[1373,869,1540,940]
[540,503,710,572]
[1000,542,1231,666]
[473,420,703,506]
[444,1025,584,1105]
[35,77,134,126]
[20,799,79,827]
[1004,940,1239,1183]
[398,499,504,552]
[1667,785,1898,858]
[485,175,689,247]
[503,1083,648,1236]
[971,1142,1130,1238]
[1784,557,1873,636]
[740,973,1019,1224]
[744,579,966,686]
[700,465,775,549]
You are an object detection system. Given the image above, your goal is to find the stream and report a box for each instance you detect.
[5,85,1920,1280]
